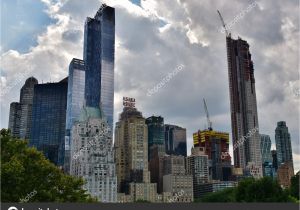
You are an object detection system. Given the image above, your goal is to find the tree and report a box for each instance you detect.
[236,177,290,202]
[290,172,299,200]
[200,188,236,202]
[197,177,296,203]
[1,129,96,202]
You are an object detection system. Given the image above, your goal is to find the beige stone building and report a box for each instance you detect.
[114,100,157,202]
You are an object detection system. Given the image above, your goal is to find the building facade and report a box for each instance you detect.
[186,147,209,199]
[83,5,115,129]
[272,150,278,171]
[226,35,262,177]
[197,180,237,198]
[70,106,117,202]
[162,155,193,202]
[8,102,22,137]
[260,134,272,163]
[260,134,274,177]
[277,162,294,188]
[275,121,293,167]
[30,78,68,166]
[64,58,86,172]
[146,116,165,160]
[193,129,231,180]
[149,145,165,193]
[8,77,38,139]
[165,124,187,157]
[114,100,157,202]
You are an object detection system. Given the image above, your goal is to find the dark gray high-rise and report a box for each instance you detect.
[146,116,165,160]
[165,124,187,157]
[8,77,38,139]
[275,121,293,167]
[83,5,115,129]
[226,35,262,177]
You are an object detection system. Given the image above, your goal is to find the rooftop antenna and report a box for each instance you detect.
[203,98,213,131]
[217,10,230,37]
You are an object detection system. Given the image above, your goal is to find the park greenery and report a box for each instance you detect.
[199,175,299,202]
[1,129,96,202]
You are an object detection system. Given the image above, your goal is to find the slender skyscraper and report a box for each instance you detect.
[8,77,38,139]
[226,36,262,177]
[83,5,115,129]
[260,134,274,177]
[64,58,85,172]
[275,121,293,167]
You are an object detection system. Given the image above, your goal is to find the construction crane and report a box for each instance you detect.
[203,98,213,131]
[217,10,229,36]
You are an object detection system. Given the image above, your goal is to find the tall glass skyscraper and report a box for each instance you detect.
[30,78,68,166]
[64,58,85,172]
[226,35,262,177]
[275,121,293,167]
[83,5,115,129]
[260,134,274,177]
[8,77,38,139]
[260,134,272,163]
[146,116,165,160]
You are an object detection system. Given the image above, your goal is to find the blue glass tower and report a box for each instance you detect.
[64,58,85,172]
[146,116,165,160]
[260,134,274,177]
[30,78,68,166]
[83,5,115,129]
[275,121,293,167]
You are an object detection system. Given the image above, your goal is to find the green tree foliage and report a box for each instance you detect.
[198,177,295,203]
[200,188,236,202]
[1,129,96,202]
[236,177,290,202]
[289,172,299,200]
[134,199,151,203]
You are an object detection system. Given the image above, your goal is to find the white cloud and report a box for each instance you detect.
[0,0,299,173]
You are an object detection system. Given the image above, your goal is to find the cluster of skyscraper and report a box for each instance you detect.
[7,4,295,202]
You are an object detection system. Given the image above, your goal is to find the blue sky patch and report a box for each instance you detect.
[1,0,53,53]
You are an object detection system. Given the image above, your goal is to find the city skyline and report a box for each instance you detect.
[1,0,299,174]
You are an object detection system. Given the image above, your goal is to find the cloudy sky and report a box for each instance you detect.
[1,0,299,171]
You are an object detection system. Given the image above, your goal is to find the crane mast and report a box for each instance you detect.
[217,10,229,37]
[203,98,213,131]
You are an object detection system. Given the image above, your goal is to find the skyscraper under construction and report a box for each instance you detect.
[226,35,262,177]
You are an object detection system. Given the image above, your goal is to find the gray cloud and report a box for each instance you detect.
[1,0,299,172]
[62,29,82,42]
